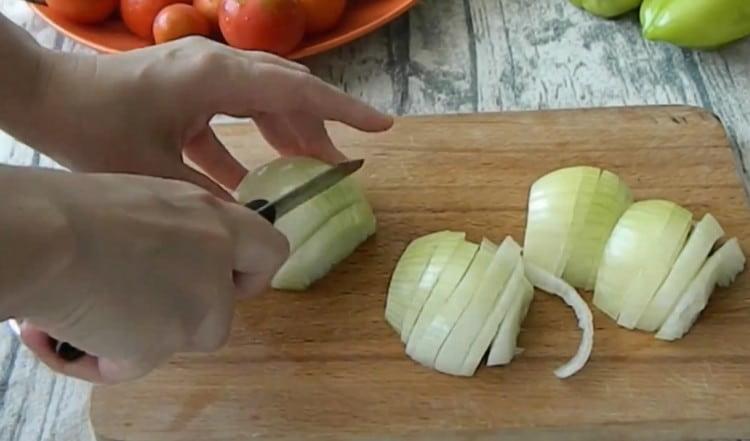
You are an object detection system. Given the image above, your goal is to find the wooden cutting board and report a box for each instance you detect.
[91,105,750,441]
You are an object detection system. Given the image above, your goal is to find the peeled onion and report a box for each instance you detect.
[523,166,633,290]
[235,156,376,290]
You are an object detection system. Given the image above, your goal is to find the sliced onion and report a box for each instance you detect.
[486,266,534,367]
[523,166,633,290]
[404,241,478,363]
[563,170,633,290]
[523,166,590,276]
[593,200,689,322]
[400,232,465,343]
[656,238,746,341]
[385,231,457,332]
[406,240,496,368]
[637,213,725,332]
[271,201,376,290]
[235,156,376,291]
[616,202,692,329]
[433,236,523,375]
[524,262,594,379]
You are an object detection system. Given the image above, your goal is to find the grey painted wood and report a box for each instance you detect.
[1,0,749,439]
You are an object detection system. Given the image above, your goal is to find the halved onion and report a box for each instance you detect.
[656,238,746,341]
[523,166,633,289]
[235,156,376,291]
[593,200,691,323]
[637,213,725,332]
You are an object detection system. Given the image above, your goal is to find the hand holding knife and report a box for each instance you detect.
[32,158,365,363]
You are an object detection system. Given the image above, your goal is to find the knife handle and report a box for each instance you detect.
[49,199,277,363]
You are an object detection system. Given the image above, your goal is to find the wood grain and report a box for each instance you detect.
[90,105,750,441]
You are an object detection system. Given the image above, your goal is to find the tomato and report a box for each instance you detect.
[298,0,346,34]
[193,0,221,30]
[218,0,306,55]
[120,0,191,41]
[153,4,211,43]
[45,0,118,24]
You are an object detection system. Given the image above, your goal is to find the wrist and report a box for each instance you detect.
[0,165,75,320]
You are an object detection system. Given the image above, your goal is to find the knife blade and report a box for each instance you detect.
[50,158,365,362]
[244,158,364,224]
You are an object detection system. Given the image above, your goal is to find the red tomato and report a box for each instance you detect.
[45,0,118,24]
[218,0,306,55]
[193,0,221,30]
[120,0,191,41]
[153,4,211,43]
[298,0,346,34]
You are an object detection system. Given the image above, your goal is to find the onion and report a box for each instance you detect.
[523,166,633,289]
[524,262,594,379]
[656,238,746,341]
[235,156,376,291]
[400,232,465,343]
[385,231,462,332]
[404,240,478,362]
[434,236,523,376]
[637,213,725,332]
[593,200,691,326]
[407,239,497,368]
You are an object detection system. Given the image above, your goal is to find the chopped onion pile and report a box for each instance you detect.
[386,165,745,379]
[235,156,376,291]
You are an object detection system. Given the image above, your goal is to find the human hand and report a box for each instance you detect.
[6,167,288,384]
[23,37,392,199]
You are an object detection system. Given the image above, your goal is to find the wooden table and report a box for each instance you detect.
[1,1,749,439]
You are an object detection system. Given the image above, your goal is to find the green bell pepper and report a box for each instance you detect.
[570,0,642,18]
[640,0,750,49]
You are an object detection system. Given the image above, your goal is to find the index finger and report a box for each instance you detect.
[296,74,395,132]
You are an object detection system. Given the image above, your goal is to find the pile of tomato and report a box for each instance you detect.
[44,0,348,55]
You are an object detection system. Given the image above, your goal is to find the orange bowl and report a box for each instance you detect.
[29,0,418,58]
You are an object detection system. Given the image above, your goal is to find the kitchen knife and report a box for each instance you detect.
[50,158,365,362]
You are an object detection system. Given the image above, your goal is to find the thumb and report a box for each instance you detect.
[173,164,236,202]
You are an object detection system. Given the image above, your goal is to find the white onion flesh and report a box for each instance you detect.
[401,232,466,343]
[235,156,376,291]
[524,262,594,379]
[434,236,523,376]
[486,269,533,367]
[404,241,478,362]
[615,202,692,329]
[637,213,725,331]
[523,166,633,290]
[593,200,689,322]
[656,238,746,341]
[385,231,454,332]
[407,240,496,368]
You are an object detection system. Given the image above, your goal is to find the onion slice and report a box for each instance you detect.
[486,271,534,366]
[655,238,746,341]
[524,261,594,379]
[637,213,725,331]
